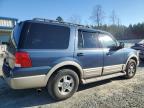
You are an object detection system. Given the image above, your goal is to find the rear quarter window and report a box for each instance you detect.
[20,22,70,49]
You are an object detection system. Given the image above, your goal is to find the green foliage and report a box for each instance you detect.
[90,23,144,40]
[56,16,64,22]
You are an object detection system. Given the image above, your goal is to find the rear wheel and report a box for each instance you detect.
[47,69,79,100]
[125,59,137,79]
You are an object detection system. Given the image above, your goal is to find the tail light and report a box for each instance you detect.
[15,52,32,68]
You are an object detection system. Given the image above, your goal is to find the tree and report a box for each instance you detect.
[110,10,121,26]
[90,5,105,27]
[110,10,117,25]
[117,17,121,27]
[56,16,64,22]
[69,15,81,24]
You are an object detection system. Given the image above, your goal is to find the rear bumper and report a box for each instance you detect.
[2,62,50,89]
[2,73,47,89]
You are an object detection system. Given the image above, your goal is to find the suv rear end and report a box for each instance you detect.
[2,20,73,89]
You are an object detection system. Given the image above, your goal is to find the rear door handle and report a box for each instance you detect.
[77,53,84,56]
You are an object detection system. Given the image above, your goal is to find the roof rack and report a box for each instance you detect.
[33,18,85,27]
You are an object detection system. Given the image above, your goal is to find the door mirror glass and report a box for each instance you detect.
[119,42,125,49]
[110,45,118,50]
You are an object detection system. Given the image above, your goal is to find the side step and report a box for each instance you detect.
[82,72,126,84]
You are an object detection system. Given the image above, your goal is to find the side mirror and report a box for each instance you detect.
[109,44,119,51]
[119,42,125,49]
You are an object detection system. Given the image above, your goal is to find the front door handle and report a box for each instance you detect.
[77,53,84,56]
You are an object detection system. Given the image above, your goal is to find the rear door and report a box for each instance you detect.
[74,30,103,78]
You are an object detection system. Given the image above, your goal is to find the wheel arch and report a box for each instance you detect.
[44,61,84,86]
[124,54,139,70]
[130,56,138,64]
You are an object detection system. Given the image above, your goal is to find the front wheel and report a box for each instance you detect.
[47,69,79,101]
[125,59,137,79]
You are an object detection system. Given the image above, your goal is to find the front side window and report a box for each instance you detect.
[78,31,99,49]
[98,34,117,48]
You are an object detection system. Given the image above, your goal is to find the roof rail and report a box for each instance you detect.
[33,18,59,23]
[32,18,85,27]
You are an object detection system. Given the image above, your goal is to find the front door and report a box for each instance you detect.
[74,30,103,78]
[98,33,125,75]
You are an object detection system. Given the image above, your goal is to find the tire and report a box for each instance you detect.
[47,69,79,101]
[125,59,137,79]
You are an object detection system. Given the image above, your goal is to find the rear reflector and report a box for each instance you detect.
[15,52,32,68]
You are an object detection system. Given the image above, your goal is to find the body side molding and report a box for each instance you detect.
[82,72,126,84]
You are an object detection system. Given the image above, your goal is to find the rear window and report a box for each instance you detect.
[19,22,70,49]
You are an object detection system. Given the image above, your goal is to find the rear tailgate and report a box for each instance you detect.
[5,50,15,69]
[4,22,24,69]
[3,39,16,77]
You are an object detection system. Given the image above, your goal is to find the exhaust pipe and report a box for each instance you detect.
[37,88,42,93]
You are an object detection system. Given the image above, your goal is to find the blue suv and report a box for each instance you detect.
[2,18,139,100]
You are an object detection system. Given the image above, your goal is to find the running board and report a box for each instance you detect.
[82,72,126,84]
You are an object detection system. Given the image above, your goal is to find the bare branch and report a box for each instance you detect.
[110,10,121,26]
[90,5,105,27]
[110,10,117,25]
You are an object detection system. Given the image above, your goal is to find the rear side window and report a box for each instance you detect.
[78,31,99,49]
[20,22,70,49]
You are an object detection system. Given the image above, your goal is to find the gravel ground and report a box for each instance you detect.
[0,58,144,108]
